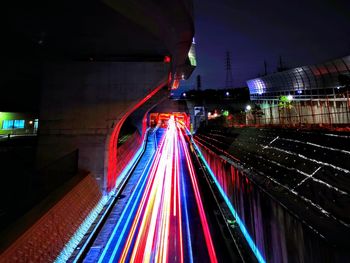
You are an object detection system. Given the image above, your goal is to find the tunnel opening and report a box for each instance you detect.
[149,112,190,129]
[106,83,169,193]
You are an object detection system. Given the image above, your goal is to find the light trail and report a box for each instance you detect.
[262,145,350,174]
[97,116,218,263]
[178,129,218,263]
[191,134,266,263]
[180,161,194,263]
[275,137,350,155]
[98,137,161,263]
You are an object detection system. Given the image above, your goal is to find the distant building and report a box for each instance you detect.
[171,87,250,131]
[246,56,350,126]
[0,112,38,136]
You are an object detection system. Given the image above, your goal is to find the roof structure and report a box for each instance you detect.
[247,56,350,100]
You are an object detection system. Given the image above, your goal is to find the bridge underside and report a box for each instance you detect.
[6,0,197,192]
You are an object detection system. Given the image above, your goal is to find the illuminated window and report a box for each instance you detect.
[2,120,25,130]
[2,120,14,130]
[14,120,25,129]
[34,119,39,130]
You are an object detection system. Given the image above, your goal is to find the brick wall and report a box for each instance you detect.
[0,175,101,262]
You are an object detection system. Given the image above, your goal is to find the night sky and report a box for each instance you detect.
[182,0,350,90]
[3,0,350,111]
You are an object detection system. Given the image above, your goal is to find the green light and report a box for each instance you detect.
[280,95,288,102]
[279,95,293,109]
[188,43,197,66]
[223,110,229,117]
[189,56,197,66]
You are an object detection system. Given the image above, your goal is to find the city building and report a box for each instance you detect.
[247,55,350,126]
[0,112,38,136]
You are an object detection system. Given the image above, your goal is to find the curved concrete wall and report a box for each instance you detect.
[36,0,195,194]
[37,61,168,192]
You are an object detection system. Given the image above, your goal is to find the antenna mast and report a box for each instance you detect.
[225,51,233,88]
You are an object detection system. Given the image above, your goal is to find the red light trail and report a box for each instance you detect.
[99,116,218,263]
[107,79,167,192]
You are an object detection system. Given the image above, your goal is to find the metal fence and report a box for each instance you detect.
[225,93,350,130]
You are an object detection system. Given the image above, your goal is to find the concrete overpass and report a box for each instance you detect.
[10,0,196,193]
[0,2,198,261]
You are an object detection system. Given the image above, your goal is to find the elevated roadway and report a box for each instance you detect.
[69,118,245,263]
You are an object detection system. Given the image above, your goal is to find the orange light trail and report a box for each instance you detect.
[100,116,218,263]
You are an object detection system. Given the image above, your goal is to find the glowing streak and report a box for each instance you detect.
[173,147,177,217]
[264,145,350,173]
[141,174,163,263]
[119,127,173,262]
[98,142,156,263]
[190,134,266,263]
[107,78,167,192]
[102,132,167,263]
[55,196,107,263]
[67,131,149,263]
[117,135,167,263]
[180,156,194,263]
[111,134,149,198]
[148,137,172,262]
[175,129,184,263]
[178,129,218,263]
[278,137,350,155]
[101,119,219,263]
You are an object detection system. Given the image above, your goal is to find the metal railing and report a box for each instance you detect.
[225,94,350,130]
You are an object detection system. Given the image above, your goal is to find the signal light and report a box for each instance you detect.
[164,56,171,63]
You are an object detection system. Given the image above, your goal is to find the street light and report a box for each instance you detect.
[287,95,293,101]
[246,105,252,111]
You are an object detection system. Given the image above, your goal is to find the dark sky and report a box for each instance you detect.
[182,0,350,90]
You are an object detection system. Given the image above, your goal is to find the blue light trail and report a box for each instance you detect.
[190,135,266,263]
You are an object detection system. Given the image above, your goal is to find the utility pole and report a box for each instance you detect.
[264,60,268,75]
[277,55,286,72]
[225,51,233,88]
[196,75,201,91]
